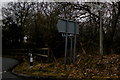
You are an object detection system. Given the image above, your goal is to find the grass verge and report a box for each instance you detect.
[13,53,120,79]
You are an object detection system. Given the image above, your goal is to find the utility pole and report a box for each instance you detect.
[99,3,103,55]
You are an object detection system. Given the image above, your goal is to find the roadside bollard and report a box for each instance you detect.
[30,53,33,68]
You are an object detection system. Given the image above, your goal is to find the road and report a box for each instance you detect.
[1,57,54,80]
[2,57,26,80]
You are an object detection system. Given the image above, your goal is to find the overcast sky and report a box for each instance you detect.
[0,0,119,20]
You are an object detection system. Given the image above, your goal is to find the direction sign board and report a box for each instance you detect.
[57,19,79,34]
[56,19,79,69]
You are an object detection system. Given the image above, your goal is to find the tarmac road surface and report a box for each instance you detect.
[2,57,25,80]
[1,57,57,80]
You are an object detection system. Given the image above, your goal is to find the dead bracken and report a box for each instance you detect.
[13,53,120,79]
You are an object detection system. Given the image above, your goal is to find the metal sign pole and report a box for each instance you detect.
[64,20,68,70]
[73,34,77,65]
[73,22,77,65]
[70,36,73,64]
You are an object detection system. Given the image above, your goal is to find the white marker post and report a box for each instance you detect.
[30,53,33,68]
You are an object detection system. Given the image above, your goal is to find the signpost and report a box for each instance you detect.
[57,19,79,34]
[57,19,79,69]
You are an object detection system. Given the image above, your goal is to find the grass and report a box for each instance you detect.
[13,53,120,79]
